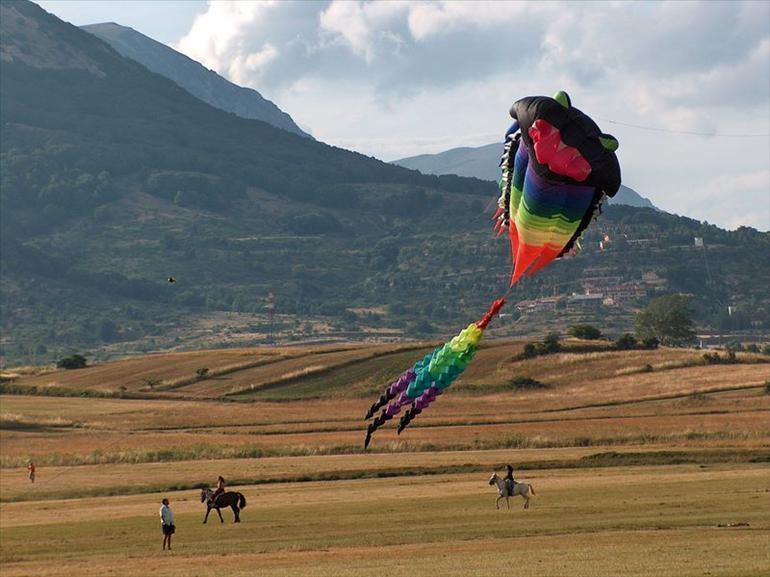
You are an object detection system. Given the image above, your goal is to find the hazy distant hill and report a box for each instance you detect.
[394,144,658,209]
[395,143,502,181]
[0,1,766,365]
[82,22,311,138]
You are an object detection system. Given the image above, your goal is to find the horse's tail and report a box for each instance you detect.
[238,493,247,509]
[529,483,535,496]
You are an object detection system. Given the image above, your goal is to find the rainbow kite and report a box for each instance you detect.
[363,92,620,448]
[494,91,621,285]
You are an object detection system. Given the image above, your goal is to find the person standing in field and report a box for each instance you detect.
[160,498,175,550]
[26,461,35,483]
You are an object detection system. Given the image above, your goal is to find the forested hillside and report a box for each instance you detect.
[1,1,768,365]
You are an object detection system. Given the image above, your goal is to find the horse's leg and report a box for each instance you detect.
[216,507,224,524]
[203,506,211,524]
[232,504,240,523]
[496,495,502,510]
[506,497,510,510]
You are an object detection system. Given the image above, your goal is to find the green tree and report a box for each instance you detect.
[615,333,638,350]
[568,324,602,340]
[636,294,696,346]
[522,343,538,359]
[56,354,87,369]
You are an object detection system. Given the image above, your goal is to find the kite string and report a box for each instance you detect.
[596,117,770,138]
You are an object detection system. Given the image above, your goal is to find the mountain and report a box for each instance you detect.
[81,22,310,138]
[0,0,494,360]
[1,1,766,365]
[393,144,658,210]
[395,143,502,181]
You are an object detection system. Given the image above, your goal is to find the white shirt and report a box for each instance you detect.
[160,504,174,525]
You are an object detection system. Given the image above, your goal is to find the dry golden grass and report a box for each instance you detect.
[2,379,768,468]
[8,342,428,397]
[1,465,768,576]
[12,348,278,393]
[9,341,767,407]
[2,342,769,577]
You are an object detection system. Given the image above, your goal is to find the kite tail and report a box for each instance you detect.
[397,385,441,434]
[493,128,519,234]
[476,298,506,329]
[364,410,393,449]
[364,368,415,420]
[397,404,421,434]
[363,298,506,448]
[364,392,412,448]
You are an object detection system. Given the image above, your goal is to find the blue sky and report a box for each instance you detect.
[38,0,207,44]
[38,1,770,231]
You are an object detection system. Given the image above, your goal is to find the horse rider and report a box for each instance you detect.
[505,464,515,494]
[27,461,36,483]
[212,475,226,503]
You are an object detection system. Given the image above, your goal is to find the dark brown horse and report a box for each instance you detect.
[200,487,247,523]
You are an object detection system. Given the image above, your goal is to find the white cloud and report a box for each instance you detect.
[228,43,278,84]
[173,0,770,230]
[319,1,408,62]
[175,1,280,76]
[686,171,770,231]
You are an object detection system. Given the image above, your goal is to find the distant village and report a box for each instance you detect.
[514,269,667,313]
[514,233,711,313]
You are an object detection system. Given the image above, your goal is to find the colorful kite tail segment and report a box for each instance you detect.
[363,298,507,448]
[476,298,506,329]
[364,368,415,420]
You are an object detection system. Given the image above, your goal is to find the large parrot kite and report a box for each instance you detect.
[363,92,620,448]
[494,91,622,284]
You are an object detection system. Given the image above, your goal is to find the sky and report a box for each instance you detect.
[38,0,770,231]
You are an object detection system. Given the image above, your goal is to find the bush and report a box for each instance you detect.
[519,334,563,360]
[641,337,660,349]
[56,354,87,370]
[196,368,210,379]
[142,376,161,389]
[615,334,637,350]
[702,352,720,364]
[522,343,537,359]
[702,349,738,365]
[539,332,561,354]
[508,376,549,390]
[568,324,602,340]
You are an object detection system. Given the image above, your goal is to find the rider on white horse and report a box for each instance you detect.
[505,464,515,495]
[489,470,535,510]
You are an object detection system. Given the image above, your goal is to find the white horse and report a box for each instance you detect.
[488,472,535,510]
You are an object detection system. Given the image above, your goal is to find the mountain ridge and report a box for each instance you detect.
[393,143,658,210]
[81,22,310,138]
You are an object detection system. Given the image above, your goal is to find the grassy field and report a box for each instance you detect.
[1,341,769,576]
